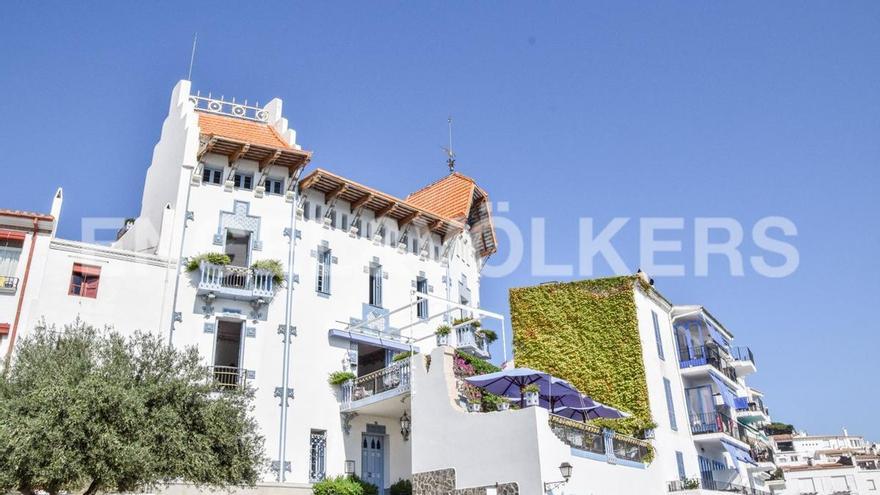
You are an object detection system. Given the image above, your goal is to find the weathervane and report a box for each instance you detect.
[442,116,456,173]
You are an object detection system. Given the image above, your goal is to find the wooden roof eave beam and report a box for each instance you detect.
[397,211,420,230]
[374,202,398,221]
[324,183,348,205]
[259,150,282,171]
[298,172,323,192]
[198,137,218,161]
[350,193,373,213]
[228,143,251,166]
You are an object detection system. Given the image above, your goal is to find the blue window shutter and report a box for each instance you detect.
[676,451,686,480]
[653,311,665,360]
[664,378,678,431]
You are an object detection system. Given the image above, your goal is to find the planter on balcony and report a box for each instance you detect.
[524,390,540,407]
[468,402,482,413]
[497,401,510,411]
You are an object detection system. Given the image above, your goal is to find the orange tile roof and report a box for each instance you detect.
[0,209,54,221]
[197,112,290,149]
[406,172,478,221]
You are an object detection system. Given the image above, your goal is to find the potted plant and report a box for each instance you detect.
[468,399,482,413]
[251,259,285,287]
[435,324,451,346]
[328,371,356,386]
[497,400,511,411]
[185,252,231,272]
[477,328,498,345]
[683,478,701,490]
[523,384,540,407]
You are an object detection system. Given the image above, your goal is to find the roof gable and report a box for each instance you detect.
[197,112,290,149]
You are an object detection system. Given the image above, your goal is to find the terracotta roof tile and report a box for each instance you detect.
[197,112,290,149]
[406,172,477,221]
[0,209,54,221]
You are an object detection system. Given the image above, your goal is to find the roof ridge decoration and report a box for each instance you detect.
[190,93,270,123]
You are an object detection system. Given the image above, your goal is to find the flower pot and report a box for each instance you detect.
[468,402,482,413]
[436,333,449,346]
[524,391,539,407]
[497,402,510,411]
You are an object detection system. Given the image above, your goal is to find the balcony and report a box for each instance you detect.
[455,324,490,358]
[196,262,275,302]
[668,479,770,494]
[341,360,411,414]
[209,365,248,390]
[0,275,19,294]
[736,397,770,424]
[549,414,650,465]
[679,345,738,383]
[690,412,750,446]
[729,346,757,376]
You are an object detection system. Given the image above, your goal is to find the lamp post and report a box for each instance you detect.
[400,411,411,441]
[544,462,573,492]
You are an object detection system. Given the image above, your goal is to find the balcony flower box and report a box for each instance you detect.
[523,385,540,407]
[497,401,510,411]
[468,401,482,413]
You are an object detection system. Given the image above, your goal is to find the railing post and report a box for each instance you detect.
[603,428,616,464]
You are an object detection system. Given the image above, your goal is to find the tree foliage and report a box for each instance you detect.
[0,322,265,495]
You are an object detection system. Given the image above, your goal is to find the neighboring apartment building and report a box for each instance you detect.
[772,430,880,495]
[509,276,779,494]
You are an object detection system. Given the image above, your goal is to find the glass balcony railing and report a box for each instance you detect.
[730,346,756,365]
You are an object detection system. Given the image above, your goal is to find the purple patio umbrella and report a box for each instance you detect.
[464,368,594,409]
[554,403,631,421]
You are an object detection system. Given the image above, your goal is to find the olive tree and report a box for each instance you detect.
[0,322,265,495]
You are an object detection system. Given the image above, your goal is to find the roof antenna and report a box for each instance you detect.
[187,32,198,81]
[442,116,456,173]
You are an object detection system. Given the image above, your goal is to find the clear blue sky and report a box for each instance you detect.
[2,2,878,439]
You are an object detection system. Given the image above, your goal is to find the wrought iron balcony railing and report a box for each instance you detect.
[689,412,750,444]
[197,262,275,301]
[210,365,247,390]
[678,345,738,381]
[341,361,411,407]
[730,346,756,365]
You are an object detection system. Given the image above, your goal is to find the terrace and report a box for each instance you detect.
[690,411,752,447]
[549,414,650,465]
[679,344,739,383]
[667,479,770,494]
[340,360,412,415]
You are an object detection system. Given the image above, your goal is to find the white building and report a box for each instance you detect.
[1,80,781,495]
[771,430,880,495]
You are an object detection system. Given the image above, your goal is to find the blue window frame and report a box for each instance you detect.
[316,248,331,294]
[676,451,686,480]
[653,310,665,360]
[233,173,253,190]
[664,378,678,431]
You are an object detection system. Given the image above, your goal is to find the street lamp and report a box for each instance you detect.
[400,411,411,441]
[544,462,573,492]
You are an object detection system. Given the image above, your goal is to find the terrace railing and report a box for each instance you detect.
[455,324,490,358]
[668,479,770,494]
[198,262,275,300]
[549,414,606,455]
[549,414,650,464]
[341,361,411,407]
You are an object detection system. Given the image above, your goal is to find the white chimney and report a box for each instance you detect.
[49,187,63,237]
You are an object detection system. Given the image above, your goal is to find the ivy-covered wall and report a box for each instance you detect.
[509,276,655,436]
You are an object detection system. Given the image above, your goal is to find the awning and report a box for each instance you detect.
[722,440,757,469]
[328,329,417,353]
[705,319,730,349]
[733,397,749,410]
[709,372,737,408]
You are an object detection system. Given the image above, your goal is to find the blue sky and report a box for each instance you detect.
[2,2,878,439]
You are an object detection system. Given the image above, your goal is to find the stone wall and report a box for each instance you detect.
[412,468,519,495]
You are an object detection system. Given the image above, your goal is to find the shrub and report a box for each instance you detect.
[454,350,499,375]
[251,259,285,286]
[185,252,231,272]
[312,476,363,495]
[478,329,498,344]
[523,384,540,394]
[435,324,451,336]
[392,351,415,362]
[389,478,412,495]
[328,371,356,386]
[350,475,378,495]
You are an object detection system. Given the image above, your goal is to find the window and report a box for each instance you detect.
[663,378,678,431]
[314,204,322,220]
[303,201,311,220]
[341,214,348,231]
[233,173,253,190]
[309,430,327,482]
[411,237,418,254]
[0,234,23,277]
[265,178,284,195]
[316,249,331,294]
[416,277,428,319]
[652,310,665,360]
[69,263,101,298]
[202,167,223,185]
[369,264,382,307]
[329,210,337,228]
[675,451,686,480]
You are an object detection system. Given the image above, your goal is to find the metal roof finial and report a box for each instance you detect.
[442,116,456,173]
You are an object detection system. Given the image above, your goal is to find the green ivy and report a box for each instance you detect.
[509,276,656,438]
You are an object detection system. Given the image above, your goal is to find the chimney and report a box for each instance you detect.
[843,427,849,437]
[49,187,63,237]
